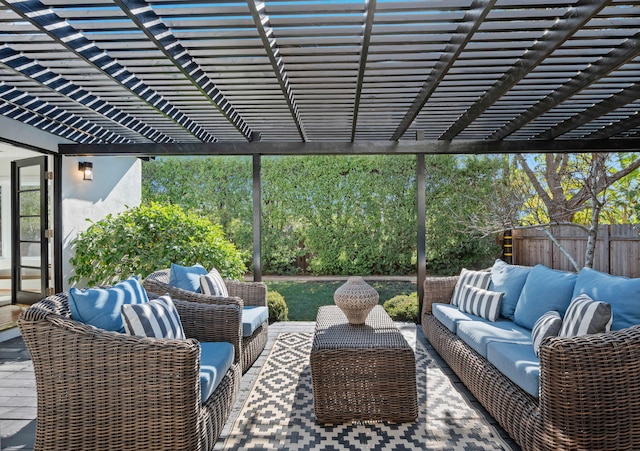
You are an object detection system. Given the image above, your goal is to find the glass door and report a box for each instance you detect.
[11,156,49,305]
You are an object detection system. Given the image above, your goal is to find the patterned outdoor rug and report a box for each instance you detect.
[223,332,512,450]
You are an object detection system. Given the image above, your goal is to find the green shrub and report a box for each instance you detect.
[383,292,419,322]
[267,291,289,323]
[69,202,247,286]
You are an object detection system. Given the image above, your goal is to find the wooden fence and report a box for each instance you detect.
[510,225,640,277]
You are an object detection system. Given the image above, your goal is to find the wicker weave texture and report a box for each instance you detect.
[19,292,241,451]
[143,269,269,373]
[311,306,417,423]
[423,276,640,451]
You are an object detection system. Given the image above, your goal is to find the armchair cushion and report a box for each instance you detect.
[69,277,149,332]
[200,268,229,297]
[241,306,269,337]
[200,342,235,403]
[121,294,185,339]
[169,263,208,293]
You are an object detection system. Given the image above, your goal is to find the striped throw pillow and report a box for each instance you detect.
[559,293,612,337]
[457,285,503,322]
[121,295,185,339]
[451,269,492,306]
[531,311,562,356]
[200,268,229,297]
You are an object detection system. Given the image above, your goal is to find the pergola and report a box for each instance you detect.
[1,0,639,305]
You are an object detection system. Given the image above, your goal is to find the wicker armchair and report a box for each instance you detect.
[18,291,242,451]
[143,268,268,373]
[422,275,640,451]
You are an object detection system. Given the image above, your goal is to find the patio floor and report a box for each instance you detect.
[0,322,520,451]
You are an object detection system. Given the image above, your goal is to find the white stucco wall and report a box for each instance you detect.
[62,156,141,289]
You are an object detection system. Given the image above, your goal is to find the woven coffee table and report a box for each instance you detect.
[310,305,417,423]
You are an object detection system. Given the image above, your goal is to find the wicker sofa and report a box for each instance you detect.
[422,264,640,451]
[19,291,242,451]
[143,268,268,374]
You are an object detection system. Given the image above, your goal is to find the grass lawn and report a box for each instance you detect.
[265,279,417,321]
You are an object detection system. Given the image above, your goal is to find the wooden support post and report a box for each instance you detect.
[252,154,262,282]
[417,152,426,323]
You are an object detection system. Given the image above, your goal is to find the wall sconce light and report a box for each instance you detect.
[78,161,93,181]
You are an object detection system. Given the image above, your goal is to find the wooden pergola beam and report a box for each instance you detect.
[60,138,640,156]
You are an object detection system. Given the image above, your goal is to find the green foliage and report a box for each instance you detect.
[267,290,289,323]
[142,155,502,276]
[69,202,246,286]
[383,292,419,322]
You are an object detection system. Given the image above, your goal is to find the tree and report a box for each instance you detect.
[475,152,640,270]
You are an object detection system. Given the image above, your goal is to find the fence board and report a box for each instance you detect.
[511,225,640,277]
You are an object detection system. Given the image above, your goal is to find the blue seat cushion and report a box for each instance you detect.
[488,259,531,320]
[200,342,234,404]
[432,303,477,333]
[456,318,532,358]
[573,267,640,330]
[242,306,269,337]
[487,341,540,399]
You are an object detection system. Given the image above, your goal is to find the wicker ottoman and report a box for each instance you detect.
[310,305,417,423]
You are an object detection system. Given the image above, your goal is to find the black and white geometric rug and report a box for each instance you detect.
[223,332,512,450]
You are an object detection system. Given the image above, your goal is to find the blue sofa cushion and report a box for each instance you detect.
[169,263,208,293]
[200,342,234,404]
[432,303,478,333]
[456,318,532,357]
[69,277,149,332]
[487,341,540,399]
[572,267,640,330]
[513,265,577,330]
[242,306,269,337]
[488,259,531,320]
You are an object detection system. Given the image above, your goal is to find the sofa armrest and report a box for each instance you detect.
[225,280,268,307]
[174,299,242,364]
[538,326,640,449]
[422,275,458,316]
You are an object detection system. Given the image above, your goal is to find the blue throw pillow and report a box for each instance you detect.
[169,263,208,293]
[513,265,577,330]
[488,259,531,320]
[572,267,640,330]
[69,277,149,332]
